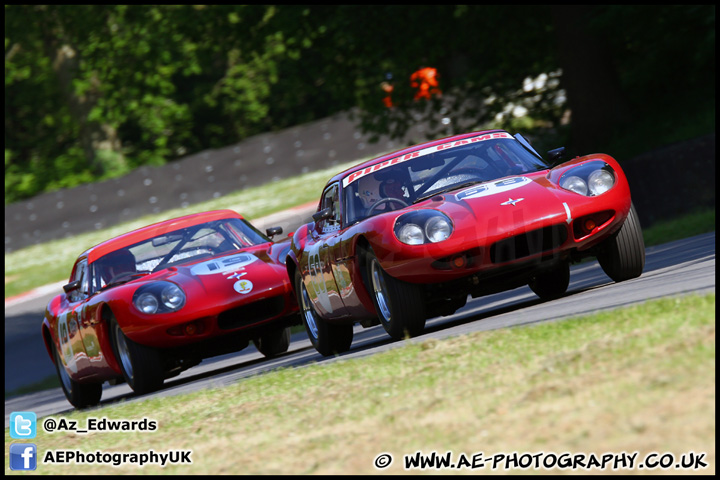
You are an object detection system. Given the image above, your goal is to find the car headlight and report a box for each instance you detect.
[396,223,424,245]
[587,169,614,195]
[559,175,588,196]
[425,216,452,243]
[133,282,186,314]
[559,161,615,196]
[394,211,453,245]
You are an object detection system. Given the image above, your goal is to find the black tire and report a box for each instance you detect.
[364,249,426,340]
[294,269,353,356]
[109,318,164,394]
[528,261,570,301]
[597,203,646,282]
[253,326,291,358]
[53,340,102,409]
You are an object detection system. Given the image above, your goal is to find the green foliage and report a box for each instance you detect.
[5,5,715,203]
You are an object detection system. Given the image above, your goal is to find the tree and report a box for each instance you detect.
[5,5,714,204]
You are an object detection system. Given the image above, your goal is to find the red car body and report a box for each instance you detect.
[42,209,299,408]
[288,130,645,356]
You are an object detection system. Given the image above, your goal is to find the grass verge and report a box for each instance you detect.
[5,294,715,475]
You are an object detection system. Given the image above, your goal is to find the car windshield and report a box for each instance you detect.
[342,133,551,224]
[91,218,270,292]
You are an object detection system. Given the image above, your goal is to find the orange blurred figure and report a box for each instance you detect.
[410,67,441,100]
[380,72,394,108]
[381,81,394,108]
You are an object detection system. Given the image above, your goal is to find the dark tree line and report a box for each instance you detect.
[5,5,714,203]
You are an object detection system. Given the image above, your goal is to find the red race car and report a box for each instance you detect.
[42,209,299,408]
[288,130,645,356]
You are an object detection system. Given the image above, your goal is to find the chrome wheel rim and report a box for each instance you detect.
[300,283,319,339]
[114,324,134,381]
[370,259,392,321]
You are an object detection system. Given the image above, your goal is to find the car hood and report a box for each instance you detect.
[417,173,575,235]
[136,247,290,308]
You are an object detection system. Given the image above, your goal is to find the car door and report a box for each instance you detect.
[56,259,95,379]
[305,183,350,319]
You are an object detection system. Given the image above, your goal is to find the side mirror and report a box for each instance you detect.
[63,280,81,294]
[547,147,566,165]
[312,207,332,223]
[265,226,283,238]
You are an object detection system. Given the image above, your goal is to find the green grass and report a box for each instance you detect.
[642,208,715,247]
[5,294,715,474]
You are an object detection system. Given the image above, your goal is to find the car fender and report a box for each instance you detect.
[287,222,313,290]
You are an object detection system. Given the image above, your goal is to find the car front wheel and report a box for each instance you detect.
[110,318,164,394]
[529,261,570,301]
[53,340,102,409]
[364,249,426,340]
[295,269,353,356]
[597,203,645,282]
[253,326,291,358]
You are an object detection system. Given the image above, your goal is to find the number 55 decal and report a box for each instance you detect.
[307,242,333,313]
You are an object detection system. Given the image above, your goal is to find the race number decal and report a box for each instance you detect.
[456,176,531,201]
[190,253,258,276]
[307,243,333,313]
[57,313,78,374]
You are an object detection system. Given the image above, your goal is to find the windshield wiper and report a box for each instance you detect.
[101,272,150,290]
[413,180,484,204]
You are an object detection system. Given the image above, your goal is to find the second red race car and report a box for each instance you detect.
[288,130,645,356]
[42,209,299,408]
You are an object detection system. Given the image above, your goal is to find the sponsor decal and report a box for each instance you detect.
[456,176,531,201]
[233,279,253,294]
[343,132,513,187]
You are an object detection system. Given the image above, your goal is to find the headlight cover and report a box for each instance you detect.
[559,161,615,196]
[394,210,453,245]
[132,281,186,314]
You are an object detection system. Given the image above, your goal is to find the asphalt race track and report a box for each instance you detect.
[4,231,715,428]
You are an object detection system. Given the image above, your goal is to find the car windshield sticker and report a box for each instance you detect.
[456,176,531,201]
[233,279,253,294]
[342,132,513,187]
[189,253,258,276]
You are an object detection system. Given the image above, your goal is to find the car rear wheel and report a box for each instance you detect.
[53,340,102,409]
[528,261,570,301]
[253,326,291,358]
[110,318,164,394]
[597,203,645,282]
[364,250,426,340]
[294,269,353,356]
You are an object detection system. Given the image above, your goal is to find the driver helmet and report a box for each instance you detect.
[97,249,136,283]
[379,174,406,199]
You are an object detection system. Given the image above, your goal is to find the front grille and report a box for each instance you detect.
[217,296,285,330]
[490,225,567,264]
